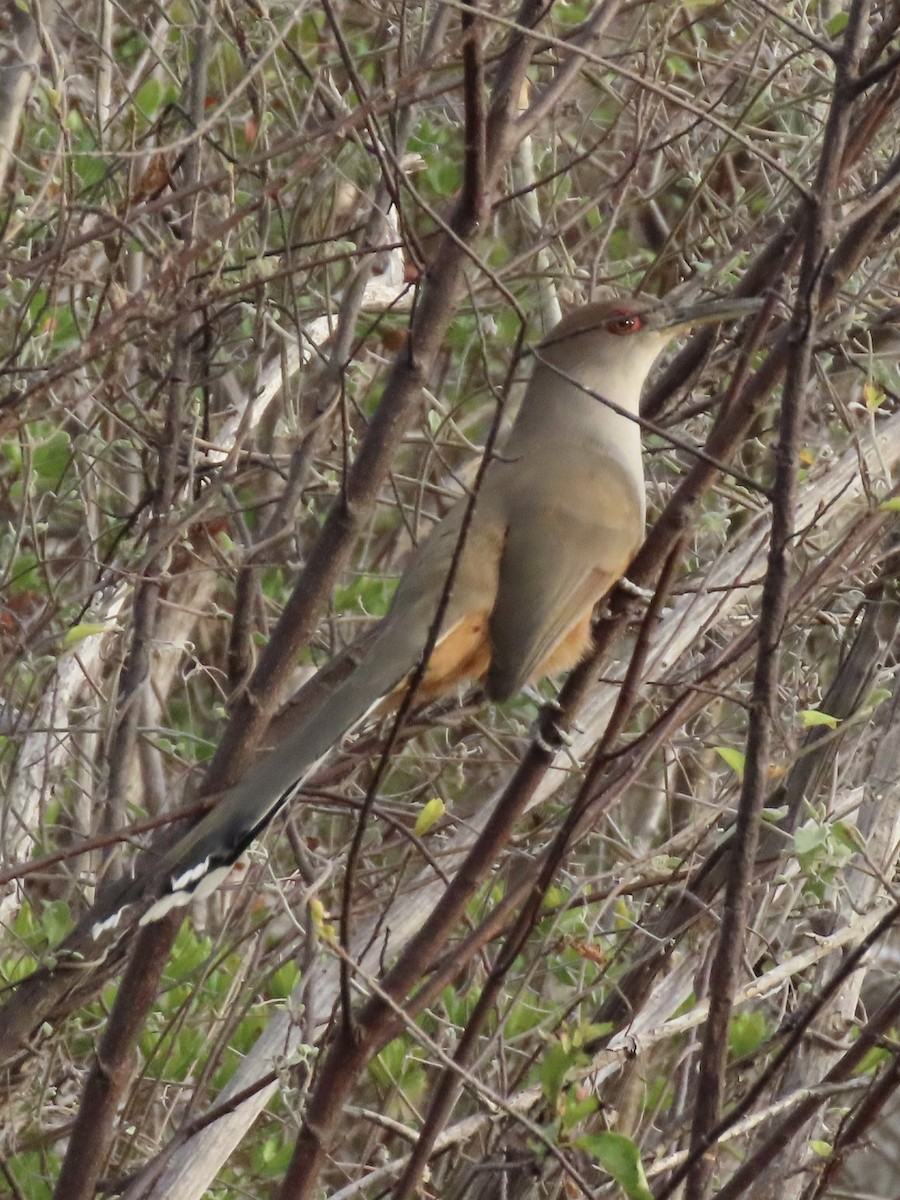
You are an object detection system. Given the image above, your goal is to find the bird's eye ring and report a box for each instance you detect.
[606,311,643,335]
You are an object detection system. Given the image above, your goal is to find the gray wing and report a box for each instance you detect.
[486,460,643,701]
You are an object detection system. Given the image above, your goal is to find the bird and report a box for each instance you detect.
[104,292,759,931]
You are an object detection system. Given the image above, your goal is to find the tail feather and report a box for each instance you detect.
[131,615,426,925]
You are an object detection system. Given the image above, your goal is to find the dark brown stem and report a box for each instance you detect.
[683,7,873,1196]
[49,13,215,1196]
[50,920,179,1200]
[460,5,488,230]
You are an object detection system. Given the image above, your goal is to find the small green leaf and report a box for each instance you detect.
[878,497,900,511]
[539,1041,571,1104]
[855,1045,890,1076]
[33,430,71,484]
[39,900,73,950]
[63,622,112,647]
[268,962,301,999]
[578,1131,652,1200]
[729,1009,768,1058]
[826,11,849,36]
[135,78,163,121]
[715,746,745,779]
[308,898,336,943]
[559,1089,599,1131]
[798,708,839,729]
[795,822,828,857]
[504,998,548,1039]
[809,1139,832,1157]
[864,381,885,411]
[832,820,864,854]
[582,1021,614,1043]
[414,797,445,837]
[8,550,39,594]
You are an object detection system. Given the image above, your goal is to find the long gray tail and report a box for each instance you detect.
[106,615,426,929]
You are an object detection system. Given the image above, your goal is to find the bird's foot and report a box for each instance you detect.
[531,700,579,758]
[531,724,558,754]
[617,576,655,602]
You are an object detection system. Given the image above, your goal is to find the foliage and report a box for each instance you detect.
[1,2,899,1199]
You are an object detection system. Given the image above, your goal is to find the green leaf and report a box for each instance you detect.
[48,303,80,349]
[414,797,445,837]
[559,1089,599,1131]
[878,497,900,511]
[578,1131,653,1200]
[9,549,39,594]
[3,1148,57,1200]
[832,820,864,854]
[810,1139,832,1157]
[504,998,548,1039]
[308,897,336,942]
[135,78,163,121]
[333,573,395,619]
[432,159,461,196]
[268,961,301,999]
[665,54,692,78]
[33,430,71,485]
[251,1132,294,1177]
[729,1009,768,1058]
[864,381,885,411]
[539,1041,571,1103]
[542,884,566,909]
[855,1045,890,1076]
[794,822,829,857]
[798,708,839,729]
[63,622,112,647]
[582,1021,614,1043]
[715,745,745,779]
[826,11,849,36]
[40,900,73,950]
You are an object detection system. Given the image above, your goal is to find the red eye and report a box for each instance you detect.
[606,311,643,335]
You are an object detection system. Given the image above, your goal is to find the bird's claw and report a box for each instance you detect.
[531,701,578,755]
[617,576,655,602]
[532,726,558,754]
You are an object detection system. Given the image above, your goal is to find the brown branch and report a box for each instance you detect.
[0,802,212,887]
[337,324,525,1026]
[459,5,488,230]
[387,536,685,1199]
[49,921,179,1200]
[684,8,874,1196]
[49,16,215,1197]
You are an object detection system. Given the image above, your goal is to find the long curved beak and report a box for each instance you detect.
[648,296,764,333]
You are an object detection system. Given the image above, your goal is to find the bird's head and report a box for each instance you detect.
[540,293,761,351]
[533,293,761,409]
